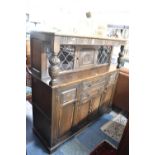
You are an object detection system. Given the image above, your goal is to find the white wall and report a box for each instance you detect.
[26,0,129,35]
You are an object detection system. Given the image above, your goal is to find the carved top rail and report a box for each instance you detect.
[55,35,127,46]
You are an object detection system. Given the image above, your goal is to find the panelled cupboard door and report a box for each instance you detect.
[57,85,78,138]
[90,95,101,116]
[99,84,114,113]
[74,46,98,69]
[57,101,75,138]
[103,85,114,109]
[75,100,90,125]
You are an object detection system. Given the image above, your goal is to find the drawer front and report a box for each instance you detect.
[80,85,105,102]
[61,88,77,104]
[80,75,109,102]
[82,76,108,90]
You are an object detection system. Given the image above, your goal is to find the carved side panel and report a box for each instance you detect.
[30,31,55,79]
[31,38,41,76]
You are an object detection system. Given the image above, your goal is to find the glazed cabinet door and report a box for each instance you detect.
[57,86,78,139]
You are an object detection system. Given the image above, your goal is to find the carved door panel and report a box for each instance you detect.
[58,101,75,138]
[90,95,101,117]
[102,85,114,111]
[57,86,78,138]
[74,46,98,69]
[74,101,90,125]
[79,49,95,67]
[99,84,114,113]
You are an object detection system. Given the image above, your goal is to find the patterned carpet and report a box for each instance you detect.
[26,101,125,155]
[100,113,127,142]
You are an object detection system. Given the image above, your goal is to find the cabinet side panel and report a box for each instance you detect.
[31,38,41,76]
[33,105,51,147]
[30,31,55,79]
[32,77,52,119]
[112,71,129,112]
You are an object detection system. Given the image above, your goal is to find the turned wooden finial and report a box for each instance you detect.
[48,37,60,85]
[117,45,124,68]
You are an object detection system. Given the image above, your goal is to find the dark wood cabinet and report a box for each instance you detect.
[30,32,127,153]
[32,71,118,152]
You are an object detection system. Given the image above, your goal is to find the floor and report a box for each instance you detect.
[26,101,122,155]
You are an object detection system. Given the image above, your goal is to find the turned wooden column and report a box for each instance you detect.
[117,45,124,68]
[48,38,60,85]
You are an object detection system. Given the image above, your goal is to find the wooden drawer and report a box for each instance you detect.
[80,76,109,102]
[82,76,107,90]
[60,88,77,104]
[80,87,101,101]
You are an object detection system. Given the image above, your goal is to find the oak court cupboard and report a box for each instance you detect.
[30,31,127,153]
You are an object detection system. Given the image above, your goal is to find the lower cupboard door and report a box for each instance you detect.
[75,101,90,125]
[58,102,75,138]
[90,95,101,117]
